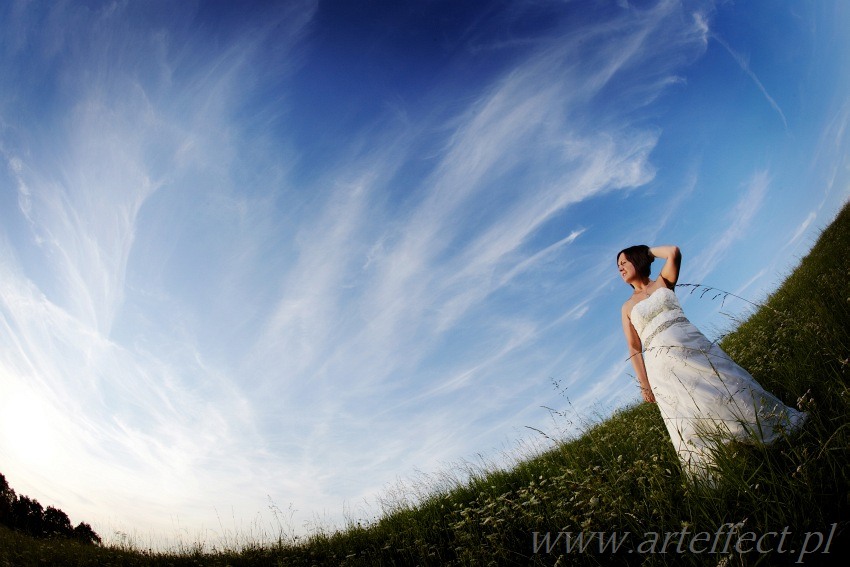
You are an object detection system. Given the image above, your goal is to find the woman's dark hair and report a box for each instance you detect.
[617,245,654,285]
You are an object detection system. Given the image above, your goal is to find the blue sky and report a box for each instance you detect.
[1,0,848,549]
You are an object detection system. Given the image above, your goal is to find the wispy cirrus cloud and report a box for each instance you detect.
[785,211,817,248]
[0,0,319,540]
[229,0,717,523]
[688,170,770,285]
[711,32,789,130]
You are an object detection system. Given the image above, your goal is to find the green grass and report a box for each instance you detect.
[3,202,849,566]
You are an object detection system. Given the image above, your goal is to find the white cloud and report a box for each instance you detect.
[711,32,789,129]
[689,170,770,284]
[786,211,817,247]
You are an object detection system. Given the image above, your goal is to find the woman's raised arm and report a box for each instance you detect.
[649,245,681,288]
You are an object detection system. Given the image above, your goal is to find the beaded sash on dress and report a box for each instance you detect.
[630,288,687,348]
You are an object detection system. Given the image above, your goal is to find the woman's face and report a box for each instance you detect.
[617,253,634,283]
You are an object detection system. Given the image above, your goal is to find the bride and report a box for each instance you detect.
[618,245,807,477]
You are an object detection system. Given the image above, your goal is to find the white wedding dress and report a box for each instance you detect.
[630,287,807,478]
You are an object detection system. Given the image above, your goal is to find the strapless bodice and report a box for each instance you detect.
[630,287,687,345]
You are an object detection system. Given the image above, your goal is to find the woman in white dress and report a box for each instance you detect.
[618,245,807,477]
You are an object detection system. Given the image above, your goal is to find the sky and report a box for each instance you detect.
[1,0,849,550]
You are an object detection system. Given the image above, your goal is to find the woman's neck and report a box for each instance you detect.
[632,277,651,293]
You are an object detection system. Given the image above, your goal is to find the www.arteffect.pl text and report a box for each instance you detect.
[532,522,837,563]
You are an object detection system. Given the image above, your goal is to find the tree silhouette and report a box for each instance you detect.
[0,471,100,544]
[43,505,73,538]
[11,495,44,535]
[73,522,102,545]
[0,472,15,526]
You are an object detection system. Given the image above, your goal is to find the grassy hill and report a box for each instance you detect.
[3,200,849,566]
